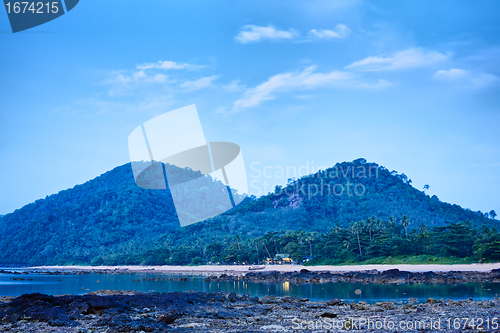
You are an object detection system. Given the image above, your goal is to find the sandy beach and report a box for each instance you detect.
[31,263,500,274]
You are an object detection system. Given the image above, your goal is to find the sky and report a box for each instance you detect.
[0,0,499,217]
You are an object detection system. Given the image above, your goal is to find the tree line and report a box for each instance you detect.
[94,216,500,266]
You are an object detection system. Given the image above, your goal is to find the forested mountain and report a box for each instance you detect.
[0,158,496,266]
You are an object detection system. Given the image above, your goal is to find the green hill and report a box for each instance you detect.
[0,158,496,266]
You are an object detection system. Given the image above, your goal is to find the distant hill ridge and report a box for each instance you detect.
[0,158,494,265]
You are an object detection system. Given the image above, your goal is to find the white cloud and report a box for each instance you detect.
[223,80,246,92]
[180,75,219,91]
[433,68,468,80]
[309,24,351,39]
[232,66,390,111]
[346,48,449,71]
[137,60,204,70]
[433,68,499,89]
[105,70,171,95]
[104,59,212,95]
[235,25,296,44]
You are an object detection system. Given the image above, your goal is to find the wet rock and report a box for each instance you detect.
[317,312,338,318]
[382,269,400,275]
[350,301,371,310]
[259,295,282,304]
[225,292,238,302]
[0,293,75,326]
[426,298,438,304]
[326,298,341,306]
[157,312,177,324]
[375,301,396,310]
[240,293,251,301]
[218,268,500,285]
[2,291,500,332]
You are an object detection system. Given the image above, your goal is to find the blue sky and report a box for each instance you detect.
[1,0,499,216]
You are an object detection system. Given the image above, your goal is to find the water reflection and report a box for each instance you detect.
[1,272,499,303]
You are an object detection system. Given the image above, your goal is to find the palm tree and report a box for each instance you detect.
[253,239,261,261]
[350,222,362,256]
[401,215,410,238]
[388,216,395,234]
[164,238,172,258]
[234,234,242,251]
[195,239,205,258]
[305,234,314,259]
[366,218,373,244]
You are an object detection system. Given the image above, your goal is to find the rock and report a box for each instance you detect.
[350,301,370,310]
[318,312,337,318]
[382,269,400,275]
[375,301,396,310]
[300,269,310,273]
[259,295,282,304]
[479,301,495,308]
[426,298,438,304]
[250,296,259,303]
[326,298,341,306]
[240,293,251,301]
[225,292,238,302]
[157,312,177,324]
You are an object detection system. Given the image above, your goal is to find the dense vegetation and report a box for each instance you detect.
[0,159,496,266]
[98,218,500,266]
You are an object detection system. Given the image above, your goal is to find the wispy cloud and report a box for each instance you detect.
[235,24,352,43]
[136,60,204,70]
[223,80,246,92]
[232,66,390,111]
[180,75,219,91]
[433,68,499,89]
[235,25,297,43]
[346,48,449,71]
[104,60,210,95]
[434,68,468,80]
[105,70,172,95]
[309,24,351,39]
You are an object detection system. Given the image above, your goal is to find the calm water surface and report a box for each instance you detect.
[1,269,499,303]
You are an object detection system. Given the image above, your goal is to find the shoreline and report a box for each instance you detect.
[30,263,500,274]
[1,291,499,332]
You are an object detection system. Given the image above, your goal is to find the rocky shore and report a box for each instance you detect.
[207,268,500,284]
[1,290,500,332]
[4,267,500,284]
